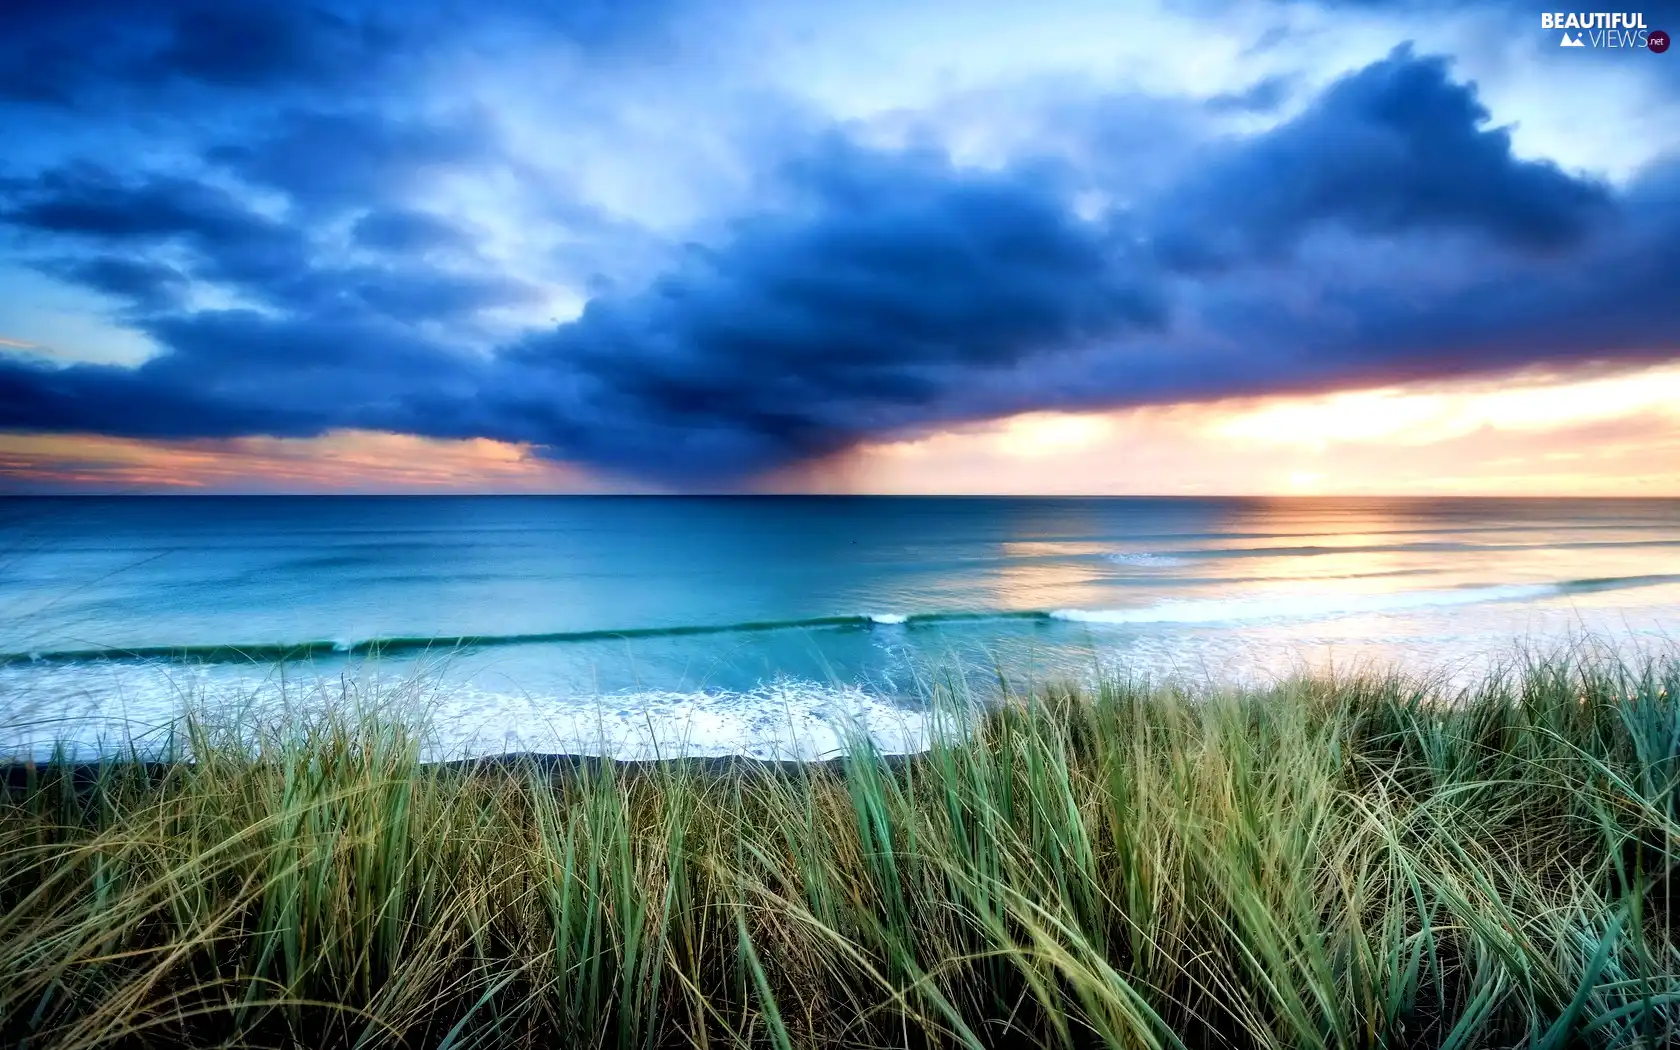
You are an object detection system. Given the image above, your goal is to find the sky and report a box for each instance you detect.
[1,0,1677,494]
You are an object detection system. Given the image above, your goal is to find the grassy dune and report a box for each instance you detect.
[2,653,1679,1049]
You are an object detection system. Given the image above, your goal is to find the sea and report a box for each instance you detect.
[2,496,1678,761]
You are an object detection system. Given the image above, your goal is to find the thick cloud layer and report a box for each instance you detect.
[1,0,662,104]
[477,144,1170,473]
[1153,51,1612,268]
[1,31,1677,482]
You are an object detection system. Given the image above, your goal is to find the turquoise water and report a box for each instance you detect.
[3,496,1678,759]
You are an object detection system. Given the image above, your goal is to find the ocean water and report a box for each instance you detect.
[2,496,1678,761]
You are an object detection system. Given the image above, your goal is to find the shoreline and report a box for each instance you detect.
[5,636,1673,782]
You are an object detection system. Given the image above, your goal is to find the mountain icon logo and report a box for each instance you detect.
[1560,31,1586,46]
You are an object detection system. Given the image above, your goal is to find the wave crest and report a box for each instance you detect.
[6,573,1675,665]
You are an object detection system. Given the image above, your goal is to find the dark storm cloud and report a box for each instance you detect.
[1154,47,1611,270]
[0,136,1166,468]
[1,167,312,289]
[0,1,394,104]
[0,308,480,439]
[476,142,1171,474]
[3,166,283,243]
[1,161,537,324]
[468,46,1671,478]
[0,0,676,106]
[1,45,1677,483]
[44,258,191,310]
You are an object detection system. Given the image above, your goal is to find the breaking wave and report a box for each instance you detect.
[6,573,1676,666]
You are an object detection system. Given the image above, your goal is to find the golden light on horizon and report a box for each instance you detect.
[993,412,1116,457]
[4,364,1680,496]
[1212,366,1680,451]
[844,363,1680,497]
[0,430,589,493]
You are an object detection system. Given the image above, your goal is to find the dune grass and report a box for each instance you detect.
[2,651,1678,1049]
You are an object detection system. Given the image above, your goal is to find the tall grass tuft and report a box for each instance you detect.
[3,648,1678,1048]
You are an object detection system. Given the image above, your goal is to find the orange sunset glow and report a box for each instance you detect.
[7,364,1679,495]
[0,431,592,493]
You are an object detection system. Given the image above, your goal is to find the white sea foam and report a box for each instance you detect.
[425,681,929,762]
[5,577,1675,764]
[1053,583,1559,625]
[868,613,908,624]
[0,662,932,764]
[1102,552,1189,567]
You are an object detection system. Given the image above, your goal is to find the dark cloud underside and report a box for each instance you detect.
[1,28,1677,482]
